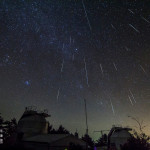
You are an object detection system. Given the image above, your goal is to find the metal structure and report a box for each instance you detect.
[93,130,110,136]
[84,99,88,136]
[84,99,88,150]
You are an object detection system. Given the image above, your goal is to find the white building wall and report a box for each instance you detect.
[110,130,131,150]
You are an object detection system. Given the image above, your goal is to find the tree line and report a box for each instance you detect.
[0,114,150,150]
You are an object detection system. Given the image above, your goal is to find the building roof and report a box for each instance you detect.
[23,134,87,147]
[108,127,132,138]
[50,134,86,147]
[111,130,131,138]
[23,134,69,144]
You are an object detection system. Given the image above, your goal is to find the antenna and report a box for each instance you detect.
[84,99,88,135]
[84,99,88,150]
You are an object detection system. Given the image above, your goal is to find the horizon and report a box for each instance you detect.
[0,0,150,142]
[1,105,149,141]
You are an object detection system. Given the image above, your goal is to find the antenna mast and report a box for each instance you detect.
[84,99,88,135]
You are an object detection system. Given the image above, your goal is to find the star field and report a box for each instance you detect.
[0,0,150,140]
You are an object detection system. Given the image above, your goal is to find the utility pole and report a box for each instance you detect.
[84,98,88,150]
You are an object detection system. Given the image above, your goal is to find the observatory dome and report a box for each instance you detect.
[17,108,49,138]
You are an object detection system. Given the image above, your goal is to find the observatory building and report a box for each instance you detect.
[108,126,132,150]
[17,106,86,150]
[17,106,50,139]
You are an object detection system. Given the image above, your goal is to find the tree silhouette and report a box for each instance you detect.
[74,131,79,138]
[57,125,70,134]
[48,124,69,134]
[48,123,56,134]
[121,131,150,150]
[0,114,4,125]
[128,116,147,133]
[82,134,94,149]
[5,118,17,136]
[0,115,17,143]
[95,134,107,147]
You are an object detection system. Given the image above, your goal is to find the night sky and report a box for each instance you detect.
[0,0,150,140]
